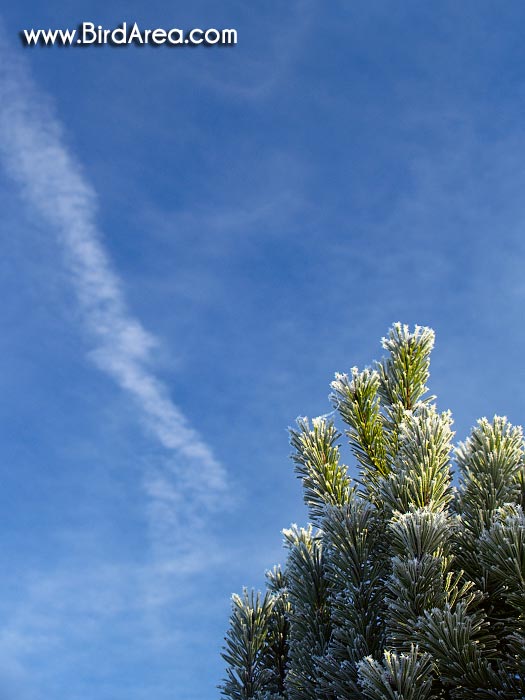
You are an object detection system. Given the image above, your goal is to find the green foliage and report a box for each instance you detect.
[479,505,525,612]
[376,323,434,410]
[282,524,331,700]
[220,324,525,700]
[455,417,523,537]
[319,500,388,699]
[357,646,436,700]
[290,418,351,524]
[377,406,454,515]
[221,589,278,700]
[331,368,388,484]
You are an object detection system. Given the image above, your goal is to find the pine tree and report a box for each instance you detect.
[220,324,525,700]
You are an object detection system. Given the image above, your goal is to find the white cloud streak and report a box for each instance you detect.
[0,31,228,535]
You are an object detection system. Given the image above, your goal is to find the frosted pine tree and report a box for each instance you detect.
[220,324,525,700]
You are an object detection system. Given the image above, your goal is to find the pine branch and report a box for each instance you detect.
[357,646,437,700]
[221,323,525,700]
[290,417,351,524]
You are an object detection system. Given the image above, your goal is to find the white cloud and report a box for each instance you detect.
[0,28,229,561]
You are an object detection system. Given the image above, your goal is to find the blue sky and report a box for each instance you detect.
[1,2,525,698]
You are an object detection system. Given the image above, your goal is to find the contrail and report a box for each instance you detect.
[0,31,228,517]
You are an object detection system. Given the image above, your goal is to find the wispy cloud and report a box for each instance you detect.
[189,0,317,101]
[0,25,229,561]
